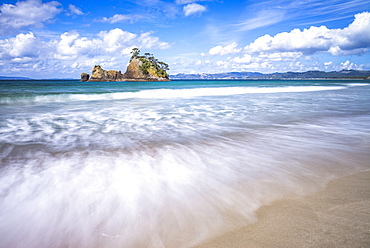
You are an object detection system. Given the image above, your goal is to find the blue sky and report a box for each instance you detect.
[0,0,369,78]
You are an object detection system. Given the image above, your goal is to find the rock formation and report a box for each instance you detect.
[124,58,145,79]
[80,73,90,81]
[88,65,125,81]
[81,49,170,82]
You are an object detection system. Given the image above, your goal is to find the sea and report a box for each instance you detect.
[0,79,369,247]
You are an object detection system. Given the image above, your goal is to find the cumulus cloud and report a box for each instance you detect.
[209,42,242,55]
[183,3,206,17]
[244,12,370,56]
[0,0,62,34]
[67,4,83,16]
[0,28,171,77]
[0,32,39,59]
[53,29,169,58]
[55,31,99,59]
[340,60,359,70]
[202,53,364,74]
[98,29,137,52]
[233,54,252,63]
[138,31,171,49]
[321,60,363,71]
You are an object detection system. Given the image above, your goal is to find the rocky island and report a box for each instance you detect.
[81,48,170,82]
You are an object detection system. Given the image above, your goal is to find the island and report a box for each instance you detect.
[81,48,170,82]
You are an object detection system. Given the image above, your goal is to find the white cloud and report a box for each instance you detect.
[244,12,370,56]
[56,31,98,57]
[235,10,285,31]
[0,32,39,59]
[53,29,170,59]
[341,60,357,70]
[68,4,83,16]
[216,60,228,68]
[233,54,252,63]
[0,28,171,78]
[98,29,137,52]
[256,52,302,62]
[209,42,242,56]
[204,55,365,74]
[0,0,62,34]
[138,32,171,49]
[322,60,363,71]
[176,0,208,4]
[99,14,141,24]
[51,28,171,62]
[183,3,206,17]
[176,0,197,4]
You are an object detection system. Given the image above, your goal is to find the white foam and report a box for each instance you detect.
[129,86,346,98]
[0,130,368,248]
[347,83,370,87]
[0,85,346,105]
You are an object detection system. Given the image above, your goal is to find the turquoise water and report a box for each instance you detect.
[1,79,370,247]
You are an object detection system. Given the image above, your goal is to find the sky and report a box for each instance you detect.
[0,0,369,78]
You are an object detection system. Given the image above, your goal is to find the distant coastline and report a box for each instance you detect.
[171,69,370,80]
[0,76,32,80]
[1,69,370,81]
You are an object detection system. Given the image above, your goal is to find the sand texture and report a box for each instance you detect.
[195,171,370,248]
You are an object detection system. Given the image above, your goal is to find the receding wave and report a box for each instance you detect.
[0,85,347,105]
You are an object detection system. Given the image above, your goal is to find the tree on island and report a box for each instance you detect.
[130,48,169,78]
[130,48,140,61]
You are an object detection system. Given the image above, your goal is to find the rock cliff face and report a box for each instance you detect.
[81,58,170,82]
[124,59,145,79]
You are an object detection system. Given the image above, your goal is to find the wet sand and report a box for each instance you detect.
[195,171,370,248]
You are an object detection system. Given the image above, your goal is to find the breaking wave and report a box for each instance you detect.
[0,85,347,105]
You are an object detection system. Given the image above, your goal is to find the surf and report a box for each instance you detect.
[0,84,348,105]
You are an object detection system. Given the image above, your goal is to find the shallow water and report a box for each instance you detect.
[0,79,369,247]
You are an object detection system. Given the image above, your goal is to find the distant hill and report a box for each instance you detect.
[170,70,370,80]
[267,70,370,79]
[0,76,79,80]
[0,76,32,80]
[171,71,264,80]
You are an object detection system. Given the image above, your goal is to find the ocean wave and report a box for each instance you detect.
[346,83,370,87]
[0,85,347,105]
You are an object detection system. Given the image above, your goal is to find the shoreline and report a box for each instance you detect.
[195,170,370,248]
[86,78,170,82]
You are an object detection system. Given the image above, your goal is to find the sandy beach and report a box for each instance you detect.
[195,170,370,248]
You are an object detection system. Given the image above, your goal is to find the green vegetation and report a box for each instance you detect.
[130,48,169,78]
[130,48,140,61]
